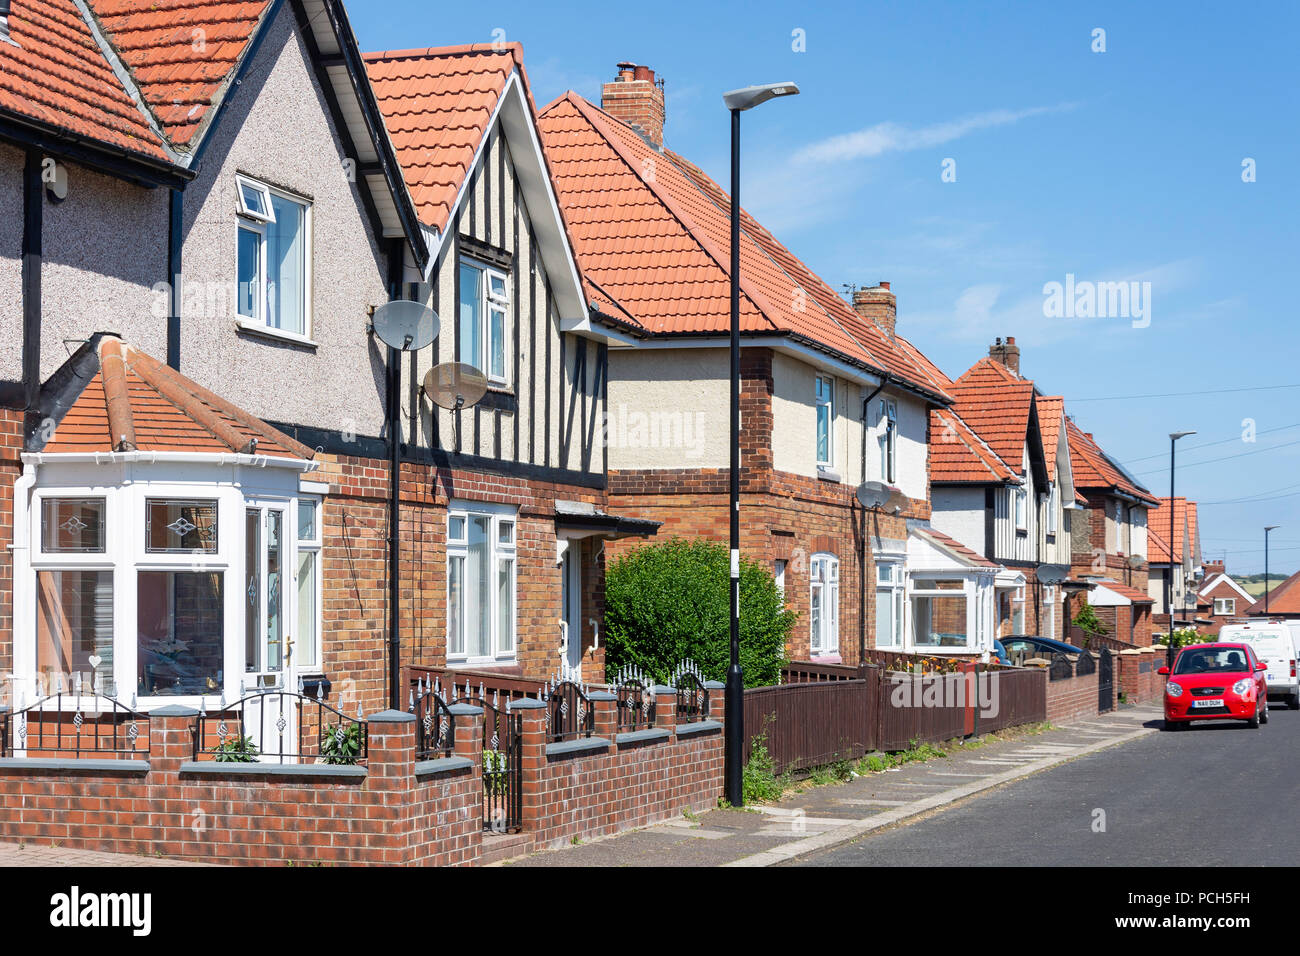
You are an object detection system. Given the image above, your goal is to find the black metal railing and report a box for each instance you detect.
[448,683,522,833]
[673,660,710,724]
[192,687,368,764]
[410,675,455,760]
[543,676,594,743]
[1,690,150,758]
[612,665,657,732]
[1074,650,1097,676]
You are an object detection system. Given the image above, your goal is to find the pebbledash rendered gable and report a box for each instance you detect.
[0,141,23,384]
[176,1,391,440]
[407,120,606,479]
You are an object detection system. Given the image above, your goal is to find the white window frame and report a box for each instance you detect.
[1014,485,1027,532]
[1214,597,1235,616]
[235,174,313,344]
[459,257,512,388]
[815,375,835,467]
[294,497,323,675]
[908,575,973,651]
[774,559,787,600]
[446,503,518,666]
[875,560,904,648]
[1045,482,1058,535]
[809,553,840,656]
[878,398,897,484]
[16,467,314,713]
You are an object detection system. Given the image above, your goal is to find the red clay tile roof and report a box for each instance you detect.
[930,408,1019,483]
[946,358,1036,474]
[85,0,272,147]
[364,43,523,234]
[1148,497,1201,565]
[894,335,954,392]
[536,92,950,403]
[0,0,170,160]
[1244,569,1300,616]
[46,337,312,460]
[1065,418,1158,504]
[1036,395,1064,477]
[913,526,1001,569]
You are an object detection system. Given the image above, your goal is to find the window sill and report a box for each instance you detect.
[235,319,318,350]
[816,465,841,483]
[811,652,842,663]
[445,657,518,670]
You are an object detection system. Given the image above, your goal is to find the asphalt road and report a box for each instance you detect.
[798,704,1300,866]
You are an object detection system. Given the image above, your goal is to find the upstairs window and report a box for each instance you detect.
[1046,483,1058,536]
[878,399,897,483]
[1214,598,1235,616]
[815,375,834,467]
[459,259,510,386]
[1014,485,1027,532]
[236,174,311,339]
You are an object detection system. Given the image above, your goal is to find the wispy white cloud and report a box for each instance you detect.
[793,103,1078,164]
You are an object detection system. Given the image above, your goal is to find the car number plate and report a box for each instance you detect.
[1192,699,1224,708]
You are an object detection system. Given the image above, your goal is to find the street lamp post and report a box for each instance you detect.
[1265,526,1280,616]
[1165,431,1195,667]
[722,81,799,808]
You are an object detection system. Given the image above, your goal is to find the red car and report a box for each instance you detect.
[1160,642,1269,730]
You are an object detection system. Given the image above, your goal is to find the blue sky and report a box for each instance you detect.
[355,0,1300,574]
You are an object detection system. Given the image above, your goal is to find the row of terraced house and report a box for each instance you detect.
[0,0,1202,861]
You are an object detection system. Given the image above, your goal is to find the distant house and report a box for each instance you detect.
[1195,560,1254,636]
[1146,496,1203,628]
[1065,423,1159,645]
[1243,568,1300,620]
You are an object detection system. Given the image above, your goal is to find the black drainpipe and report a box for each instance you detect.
[858,378,887,668]
[21,149,42,441]
[167,189,183,369]
[385,238,405,709]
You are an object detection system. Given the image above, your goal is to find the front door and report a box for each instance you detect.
[560,540,582,677]
[242,503,296,758]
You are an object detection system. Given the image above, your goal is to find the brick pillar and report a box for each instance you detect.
[1119,649,1142,703]
[653,685,676,732]
[364,709,417,865]
[704,680,725,724]
[447,703,484,862]
[512,698,547,834]
[589,691,617,741]
[148,705,197,860]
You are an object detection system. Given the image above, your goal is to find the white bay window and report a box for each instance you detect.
[14,462,321,710]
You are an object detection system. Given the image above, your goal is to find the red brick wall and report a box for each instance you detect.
[1044,664,1102,724]
[0,409,20,684]
[0,710,481,865]
[517,690,724,850]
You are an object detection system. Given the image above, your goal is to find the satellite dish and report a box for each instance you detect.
[1127,553,1145,569]
[372,300,438,352]
[47,163,69,202]
[1036,563,1070,585]
[856,481,910,514]
[423,363,489,411]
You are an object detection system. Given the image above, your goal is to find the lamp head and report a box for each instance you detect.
[1169,430,1196,441]
[1265,525,1280,533]
[723,82,800,112]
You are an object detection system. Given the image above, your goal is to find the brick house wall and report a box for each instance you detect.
[607,350,918,667]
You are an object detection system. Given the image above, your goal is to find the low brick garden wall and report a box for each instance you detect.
[1038,652,1118,724]
[1117,647,1165,705]
[0,690,725,865]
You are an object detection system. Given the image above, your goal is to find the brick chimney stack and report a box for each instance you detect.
[988,336,1021,376]
[601,62,666,149]
[852,282,897,339]
[1204,559,1226,579]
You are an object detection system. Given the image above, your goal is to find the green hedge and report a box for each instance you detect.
[604,537,794,688]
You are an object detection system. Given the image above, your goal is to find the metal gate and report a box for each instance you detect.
[451,692,522,833]
[1098,648,1114,713]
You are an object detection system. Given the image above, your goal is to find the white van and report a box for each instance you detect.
[1219,622,1299,709]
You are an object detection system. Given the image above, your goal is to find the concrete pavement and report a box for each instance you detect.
[504,703,1162,867]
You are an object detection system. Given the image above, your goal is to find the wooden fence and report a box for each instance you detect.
[747,662,1048,774]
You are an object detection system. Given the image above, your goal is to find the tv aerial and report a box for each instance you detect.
[423,362,489,447]
[856,480,910,515]
[371,300,438,352]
